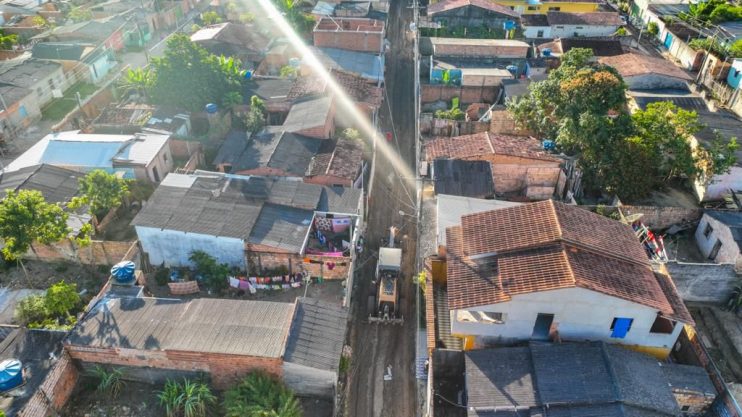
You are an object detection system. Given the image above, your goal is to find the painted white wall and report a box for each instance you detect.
[523,25,551,39]
[135,226,246,268]
[550,24,620,38]
[694,166,742,203]
[624,74,689,90]
[145,142,174,182]
[694,213,742,265]
[450,287,683,350]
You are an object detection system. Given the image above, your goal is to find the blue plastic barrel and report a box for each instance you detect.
[542,48,552,57]
[205,103,218,114]
[0,359,22,391]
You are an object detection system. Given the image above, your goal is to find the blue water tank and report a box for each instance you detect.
[244,70,253,80]
[0,359,22,391]
[506,65,519,74]
[111,261,136,284]
[503,20,516,31]
[205,103,218,114]
[543,139,556,151]
[542,48,552,57]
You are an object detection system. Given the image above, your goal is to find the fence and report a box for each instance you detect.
[26,240,136,266]
[419,113,489,136]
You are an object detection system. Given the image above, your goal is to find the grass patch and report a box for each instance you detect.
[41,82,98,121]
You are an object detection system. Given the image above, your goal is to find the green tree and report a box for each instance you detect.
[0,190,69,266]
[202,11,222,25]
[44,280,80,317]
[31,15,49,28]
[730,39,742,58]
[273,0,315,34]
[647,21,659,36]
[222,91,243,114]
[239,12,256,23]
[68,7,93,23]
[339,127,361,141]
[244,95,266,133]
[188,250,229,294]
[70,170,130,217]
[223,372,301,417]
[615,27,627,36]
[149,34,244,111]
[279,65,298,78]
[0,30,18,49]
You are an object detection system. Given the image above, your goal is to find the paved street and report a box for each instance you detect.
[345,0,419,415]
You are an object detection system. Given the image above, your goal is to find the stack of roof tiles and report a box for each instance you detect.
[445,200,693,324]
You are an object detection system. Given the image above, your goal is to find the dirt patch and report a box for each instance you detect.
[97,207,138,241]
[62,378,162,417]
[0,260,109,294]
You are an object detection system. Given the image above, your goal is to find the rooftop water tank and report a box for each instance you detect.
[542,48,552,57]
[0,359,23,391]
[288,58,301,68]
[205,103,218,114]
[506,65,519,74]
[111,261,136,285]
[244,70,253,80]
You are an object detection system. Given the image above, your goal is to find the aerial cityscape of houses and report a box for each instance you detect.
[0,0,740,415]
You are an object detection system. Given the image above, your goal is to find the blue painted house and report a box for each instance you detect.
[32,42,118,84]
[728,58,742,90]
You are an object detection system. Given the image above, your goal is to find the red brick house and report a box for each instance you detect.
[65,297,348,397]
[424,132,562,199]
[313,17,385,54]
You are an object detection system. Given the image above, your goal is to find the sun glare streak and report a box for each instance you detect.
[251,0,417,190]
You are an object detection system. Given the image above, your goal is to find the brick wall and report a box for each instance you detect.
[246,248,351,280]
[168,139,203,160]
[65,346,283,389]
[0,49,26,61]
[26,240,137,265]
[421,84,499,105]
[313,31,383,53]
[673,390,716,415]
[18,352,80,417]
[489,108,533,136]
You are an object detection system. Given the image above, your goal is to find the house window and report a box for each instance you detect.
[575,26,583,29]
[548,6,560,10]
[509,5,515,9]
[650,315,675,334]
[47,78,55,89]
[152,166,160,182]
[527,6,538,10]
[703,223,713,238]
[681,405,690,412]
[456,310,505,324]
[556,25,564,29]
[537,30,544,37]
[610,317,633,338]
[163,153,168,163]
[709,239,722,260]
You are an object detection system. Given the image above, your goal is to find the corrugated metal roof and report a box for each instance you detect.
[67,297,294,357]
[0,164,81,204]
[432,159,494,199]
[282,97,333,134]
[249,204,313,252]
[284,298,347,372]
[319,186,362,214]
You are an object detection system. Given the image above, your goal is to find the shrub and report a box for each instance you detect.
[728,282,742,313]
[155,266,170,286]
[158,378,216,417]
[91,365,126,399]
[223,372,302,417]
[14,280,81,329]
[647,21,659,36]
[189,251,229,294]
[434,108,465,120]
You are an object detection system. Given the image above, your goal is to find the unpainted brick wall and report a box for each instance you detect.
[168,139,202,159]
[66,346,283,389]
[26,240,137,265]
[580,205,702,230]
[313,31,383,53]
[248,249,351,280]
[673,391,716,415]
[18,352,80,417]
[421,84,499,105]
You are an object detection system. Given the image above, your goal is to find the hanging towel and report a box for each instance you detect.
[238,280,250,290]
[229,277,240,289]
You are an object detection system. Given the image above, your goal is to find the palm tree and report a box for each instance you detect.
[223,372,302,417]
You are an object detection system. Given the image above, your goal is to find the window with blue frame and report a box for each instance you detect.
[610,317,633,338]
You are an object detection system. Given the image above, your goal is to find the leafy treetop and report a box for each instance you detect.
[0,190,69,261]
[70,170,130,217]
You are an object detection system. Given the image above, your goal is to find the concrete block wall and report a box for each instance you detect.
[664,261,739,303]
[65,346,283,389]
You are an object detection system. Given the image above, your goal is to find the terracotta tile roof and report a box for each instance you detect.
[424,260,436,352]
[306,139,363,180]
[424,132,561,163]
[654,272,694,324]
[331,69,383,109]
[446,201,691,322]
[598,53,693,81]
[427,0,519,18]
